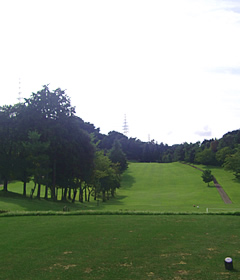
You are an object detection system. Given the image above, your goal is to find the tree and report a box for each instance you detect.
[109,140,128,173]
[0,105,20,191]
[23,131,51,199]
[184,142,200,163]
[195,148,217,165]
[15,142,32,197]
[91,151,120,202]
[24,85,75,121]
[24,85,75,199]
[223,147,240,179]
[216,147,233,166]
[172,144,185,162]
[201,169,214,186]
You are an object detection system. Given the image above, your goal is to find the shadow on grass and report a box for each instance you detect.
[233,177,240,184]
[207,184,216,188]
[0,189,129,212]
[94,195,128,210]
[121,171,136,189]
[0,190,82,212]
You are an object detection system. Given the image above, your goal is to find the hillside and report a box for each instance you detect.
[118,162,239,212]
[1,162,240,213]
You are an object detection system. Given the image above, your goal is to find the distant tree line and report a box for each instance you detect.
[98,126,240,179]
[1,85,240,203]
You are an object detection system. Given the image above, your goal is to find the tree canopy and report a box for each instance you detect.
[1,85,240,202]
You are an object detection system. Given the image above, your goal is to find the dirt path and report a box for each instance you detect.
[182,163,232,204]
[212,177,232,204]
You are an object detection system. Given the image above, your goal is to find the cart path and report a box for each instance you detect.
[182,163,232,204]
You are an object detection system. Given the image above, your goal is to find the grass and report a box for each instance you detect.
[1,215,240,280]
[1,162,240,213]
[1,162,240,279]
[118,162,222,212]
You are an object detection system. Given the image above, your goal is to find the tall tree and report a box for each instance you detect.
[109,140,128,173]
[0,105,20,191]
[224,147,240,179]
[216,147,233,166]
[24,85,76,199]
[92,151,120,202]
[23,131,51,199]
[194,148,217,165]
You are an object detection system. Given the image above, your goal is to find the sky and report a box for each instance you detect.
[0,0,240,145]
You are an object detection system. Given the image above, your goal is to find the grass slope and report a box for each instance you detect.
[1,215,240,280]
[119,162,221,212]
[1,162,240,213]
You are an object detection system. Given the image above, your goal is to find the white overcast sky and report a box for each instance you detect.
[1,0,240,145]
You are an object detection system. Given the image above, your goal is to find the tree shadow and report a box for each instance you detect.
[207,183,216,188]
[121,172,136,189]
[0,189,130,212]
[232,177,240,184]
[0,190,103,212]
[96,195,128,208]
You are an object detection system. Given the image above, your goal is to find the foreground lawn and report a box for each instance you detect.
[1,215,240,280]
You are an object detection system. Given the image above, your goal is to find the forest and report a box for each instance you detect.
[1,85,240,203]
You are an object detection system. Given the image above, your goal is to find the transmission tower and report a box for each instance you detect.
[123,114,129,136]
[17,78,23,103]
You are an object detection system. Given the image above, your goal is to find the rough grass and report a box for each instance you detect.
[1,215,240,280]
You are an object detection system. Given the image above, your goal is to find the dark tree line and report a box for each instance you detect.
[0,86,127,202]
[99,128,240,179]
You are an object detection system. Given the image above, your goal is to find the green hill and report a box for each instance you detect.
[1,162,240,213]
[118,162,240,212]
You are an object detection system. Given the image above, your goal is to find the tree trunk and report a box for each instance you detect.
[87,188,92,202]
[51,159,56,200]
[56,188,58,201]
[111,189,115,198]
[23,181,27,197]
[68,188,72,200]
[72,188,77,203]
[63,188,67,201]
[30,182,37,199]
[94,187,97,200]
[79,181,83,203]
[51,186,56,200]
[3,179,8,192]
[84,185,87,201]
[37,184,41,199]
[102,190,106,202]
[45,185,48,199]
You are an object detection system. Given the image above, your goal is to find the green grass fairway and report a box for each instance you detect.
[118,162,222,212]
[1,162,240,213]
[117,162,240,212]
[1,215,240,280]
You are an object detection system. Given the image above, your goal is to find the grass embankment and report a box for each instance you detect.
[1,162,240,213]
[1,215,240,280]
